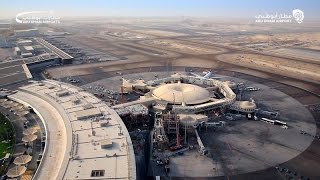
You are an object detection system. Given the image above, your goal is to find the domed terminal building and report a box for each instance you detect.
[117,73,254,115]
[113,72,257,153]
[116,72,256,118]
[151,83,211,105]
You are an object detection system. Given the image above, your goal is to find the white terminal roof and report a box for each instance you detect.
[21,52,32,56]
[15,29,38,32]
[17,40,32,43]
[10,80,135,180]
[24,46,34,51]
[75,107,101,120]
[152,83,210,105]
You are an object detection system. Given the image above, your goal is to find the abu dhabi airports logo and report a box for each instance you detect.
[255,9,304,24]
[292,9,304,23]
[16,11,60,24]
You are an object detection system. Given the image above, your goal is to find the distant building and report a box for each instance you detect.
[23,46,34,53]
[0,91,9,99]
[0,23,10,30]
[14,29,39,37]
[14,47,21,55]
[15,45,36,58]
[17,39,33,46]
[21,52,33,58]
[0,35,8,48]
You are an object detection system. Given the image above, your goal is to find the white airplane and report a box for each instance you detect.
[190,70,222,80]
[244,86,260,91]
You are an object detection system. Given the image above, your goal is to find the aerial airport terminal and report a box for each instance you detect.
[0,1,320,180]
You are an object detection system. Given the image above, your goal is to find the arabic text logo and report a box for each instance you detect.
[292,9,304,24]
[255,9,304,24]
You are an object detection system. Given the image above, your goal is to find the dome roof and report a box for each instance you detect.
[152,83,210,105]
[239,101,257,109]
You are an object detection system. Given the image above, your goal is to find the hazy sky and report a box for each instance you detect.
[1,0,319,19]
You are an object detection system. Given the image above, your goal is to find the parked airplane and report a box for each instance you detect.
[244,86,260,91]
[190,70,222,79]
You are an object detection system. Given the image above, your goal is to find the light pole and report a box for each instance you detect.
[184,119,187,145]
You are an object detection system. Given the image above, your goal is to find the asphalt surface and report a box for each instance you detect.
[80,71,318,179]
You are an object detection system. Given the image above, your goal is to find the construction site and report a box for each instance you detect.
[72,69,314,178]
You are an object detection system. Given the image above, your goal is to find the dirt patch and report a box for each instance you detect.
[216,53,320,83]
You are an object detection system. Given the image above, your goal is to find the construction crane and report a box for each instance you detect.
[119,79,125,104]
[169,112,183,151]
[195,129,207,155]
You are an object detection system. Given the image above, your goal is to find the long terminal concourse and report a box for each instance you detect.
[10,80,136,179]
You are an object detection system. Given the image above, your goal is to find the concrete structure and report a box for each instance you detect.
[17,40,33,46]
[0,35,8,48]
[9,80,136,180]
[24,46,34,53]
[14,29,39,37]
[21,52,33,58]
[229,100,257,113]
[115,104,148,116]
[14,47,21,56]
[0,53,62,87]
[25,53,60,70]
[75,107,102,120]
[114,103,149,130]
[36,38,74,63]
[179,114,208,129]
[56,89,69,97]
[0,23,10,29]
[15,46,34,58]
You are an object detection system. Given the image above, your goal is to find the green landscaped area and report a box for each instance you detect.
[0,113,14,159]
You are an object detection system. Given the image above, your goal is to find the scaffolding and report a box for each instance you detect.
[153,113,169,150]
[162,112,180,135]
[115,104,149,130]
